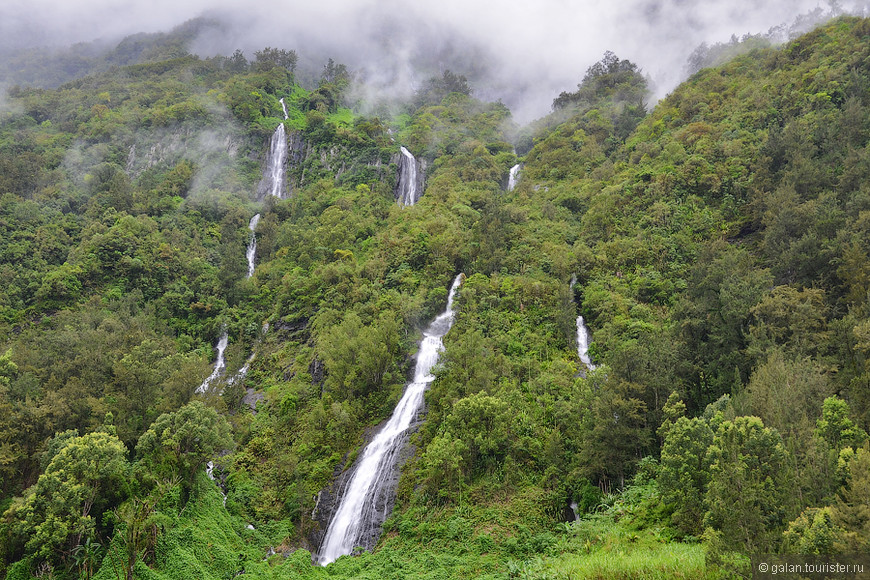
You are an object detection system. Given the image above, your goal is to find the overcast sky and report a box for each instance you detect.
[1,0,860,121]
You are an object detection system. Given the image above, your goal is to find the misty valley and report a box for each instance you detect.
[1,5,870,580]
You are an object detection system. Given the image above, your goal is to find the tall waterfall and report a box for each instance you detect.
[507,163,521,191]
[197,105,281,393]
[263,124,287,198]
[260,98,290,199]
[317,274,463,565]
[246,213,261,279]
[570,275,596,371]
[396,146,419,206]
[195,331,229,393]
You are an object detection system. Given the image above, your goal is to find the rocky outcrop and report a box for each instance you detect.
[283,130,396,193]
[124,125,244,179]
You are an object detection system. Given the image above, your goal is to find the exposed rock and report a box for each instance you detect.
[308,358,325,386]
[123,125,246,180]
[126,144,136,172]
[243,388,265,413]
[273,318,309,338]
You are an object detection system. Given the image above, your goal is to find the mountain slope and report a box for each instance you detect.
[0,15,869,580]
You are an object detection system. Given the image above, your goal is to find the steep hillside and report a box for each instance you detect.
[0,16,869,580]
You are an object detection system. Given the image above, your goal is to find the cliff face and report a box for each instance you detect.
[279,129,396,194]
[124,124,248,181]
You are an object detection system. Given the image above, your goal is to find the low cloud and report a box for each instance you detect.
[4,0,868,121]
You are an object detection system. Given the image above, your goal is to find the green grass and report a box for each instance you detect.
[531,542,707,579]
[85,474,291,580]
[326,107,354,127]
[77,473,711,580]
[498,494,712,580]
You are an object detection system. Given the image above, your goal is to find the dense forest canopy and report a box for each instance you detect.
[0,12,869,580]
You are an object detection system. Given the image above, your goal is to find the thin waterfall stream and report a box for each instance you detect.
[196,214,260,393]
[246,213,261,279]
[317,274,463,565]
[507,163,521,191]
[224,213,262,388]
[195,332,228,394]
[200,102,285,536]
[198,103,282,393]
[570,275,596,371]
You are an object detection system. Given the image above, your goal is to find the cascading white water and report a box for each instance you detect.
[197,212,258,394]
[397,146,418,206]
[196,331,228,393]
[317,274,463,565]
[570,501,580,521]
[228,360,250,386]
[576,316,596,371]
[246,213,261,279]
[259,98,290,199]
[217,215,262,388]
[227,351,256,387]
[569,275,596,371]
[507,163,521,191]
[206,461,227,506]
[264,124,287,198]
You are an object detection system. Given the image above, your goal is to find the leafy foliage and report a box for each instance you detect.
[136,401,233,492]
[1,14,870,580]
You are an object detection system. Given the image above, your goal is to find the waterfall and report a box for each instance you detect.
[196,331,229,393]
[259,98,290,199]
[570,275,596,371]
[396,146,419,206]
[317,274,463,565]
[246,213,261,279]
[227,321,268,390]
[227,353,255,387]
[263,124,287,198]
[206,461,227,506]
[507,163,521,191]
[570,501,580,521]
[196,213,259,394]
[576,316,596,371]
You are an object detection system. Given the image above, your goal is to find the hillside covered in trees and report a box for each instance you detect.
[0,14,869,580]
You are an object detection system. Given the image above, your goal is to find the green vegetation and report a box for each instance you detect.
[1,14,870,580]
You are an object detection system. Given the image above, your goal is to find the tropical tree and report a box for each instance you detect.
[9,431,128,566]
[659,415,714,535]
[135,401,233,495]
[833,444,870,552]
[704,416,792,553]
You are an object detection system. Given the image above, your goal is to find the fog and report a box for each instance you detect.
[2,0,866,121]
